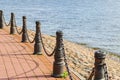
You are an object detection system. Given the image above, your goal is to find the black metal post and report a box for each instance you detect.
[94,50,106,80]
[0,10,4,29]
[33,21,42,55]
[10,13,16,34]
[52,31,65,78]
[21,16,28,42]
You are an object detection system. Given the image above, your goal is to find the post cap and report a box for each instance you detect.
[56,30,63,36]
[23,16,26,19]
[11,12,14,16]
[94,50,106,59]
[0,10,3,13]
[36,21,41,25]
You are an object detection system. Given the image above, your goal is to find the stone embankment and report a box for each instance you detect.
[18,28,120,80]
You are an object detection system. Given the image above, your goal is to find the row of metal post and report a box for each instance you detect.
[0,10,65,78]
[0,10,108,80]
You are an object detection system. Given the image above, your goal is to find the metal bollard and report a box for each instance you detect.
[0,10,4,29]
[94,50,106,80]
[33,21,42,55]
[52,30,65,78]
[10,13,16,34]
[21,16,28,42]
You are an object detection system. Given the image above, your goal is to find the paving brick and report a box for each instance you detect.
[0,28,79,80]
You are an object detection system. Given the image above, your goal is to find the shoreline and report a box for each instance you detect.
[65,38,120,61]
[14,27,120,80]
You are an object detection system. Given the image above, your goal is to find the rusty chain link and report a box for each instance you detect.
[26,31,35,43]
[39,26,56,56]
[2,11,22,34]
[63,46,73,80]
[14,16,34,42]
[16,23,35,43]
[3,13,11,26]
[14,16,23,35]
[88,68,95,80]
[15,26,23,35]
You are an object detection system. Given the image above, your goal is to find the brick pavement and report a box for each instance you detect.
[0,28,73,80]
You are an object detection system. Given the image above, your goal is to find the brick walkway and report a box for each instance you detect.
[0,28,79,80]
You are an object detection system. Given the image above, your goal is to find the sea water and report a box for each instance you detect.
[1,0,120,54]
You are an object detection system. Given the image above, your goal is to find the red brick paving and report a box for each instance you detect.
[0,28,79,80]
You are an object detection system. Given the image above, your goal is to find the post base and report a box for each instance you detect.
[52,74,62,78]
[94,79,105,80]
[33,52,42,55]
[21,40,28,43]
[0,27,3,29]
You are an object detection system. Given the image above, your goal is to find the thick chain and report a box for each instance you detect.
[39,27,55,56]
[103,64,109,80]
[14,17,34,42]
[15,26,23,35]
[63,46,73,80]
[3,13,11,26]
[16,24,34,43]
[14,16,23,35]
[26,31,35,43]
[88,68,95,80]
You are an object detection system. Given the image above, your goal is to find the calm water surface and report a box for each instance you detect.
[1,0,120,54]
